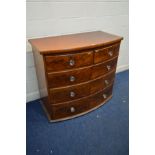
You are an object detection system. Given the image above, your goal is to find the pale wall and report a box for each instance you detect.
[26,0,129,102]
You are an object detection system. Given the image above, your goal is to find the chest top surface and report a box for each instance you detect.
[28,31,123,54]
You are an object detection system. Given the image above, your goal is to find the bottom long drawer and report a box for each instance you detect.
[44,84,113,121]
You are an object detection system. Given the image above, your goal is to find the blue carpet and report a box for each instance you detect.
[26,70,129,155]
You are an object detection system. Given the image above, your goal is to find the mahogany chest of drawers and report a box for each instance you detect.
[29,31,123,122]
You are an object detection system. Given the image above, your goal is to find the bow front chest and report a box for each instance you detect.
[29,31,123,122]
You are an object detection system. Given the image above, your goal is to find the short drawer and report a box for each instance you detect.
[51,84,113,120]
[45,51,93,72]
[47,67,91,88]
[94,43,120,63]
[92,57,118,79]
[49,82,90,104]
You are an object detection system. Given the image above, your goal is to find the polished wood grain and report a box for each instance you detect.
[49,82,90,104]
[92,56,118,79]
[49,84,113,120]
[28,31,123,122]
[28,31,123,54]
[47,57,117,88]
[45,51,93,72]
[49,70,115,104]
[94,43,120,63]
[47,66,91,88]
[89,84,113,108]
[90,71,115,94]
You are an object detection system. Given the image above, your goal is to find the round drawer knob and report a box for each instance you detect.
[105,80,109,85]
[70,107,75,113]
[103,94,107,99]
[108,51,113,57]
[106,65,111,71]
[69,59,75,66]
[70,91,75,97]
[70,76,75,82]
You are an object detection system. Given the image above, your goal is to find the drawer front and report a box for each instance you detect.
[52,97,90,120]
[49,82,90,104]
[45,51,93,72]
[90,71,115,94]
[94,43,120,63]
[90,84,113,108]
[49,70,115,104]
[47,67,91,88]
[92,57,118,79]
[51,84,113,120]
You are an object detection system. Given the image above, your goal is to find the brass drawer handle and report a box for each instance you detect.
[106,65,111,71]
[69,59,75,66]
[108,51,113,57]
[70,76,75,82]
[70,107,75,113]
[105,80,109,85]
[70,91,75,98]
[103,94,107,99]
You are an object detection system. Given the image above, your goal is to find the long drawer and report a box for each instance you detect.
[51,84,113,120]
[47,66,91,88]
[49,71,115,104]
[47,57,118,88]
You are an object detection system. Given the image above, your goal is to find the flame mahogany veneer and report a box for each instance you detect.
[29,31,123,122]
